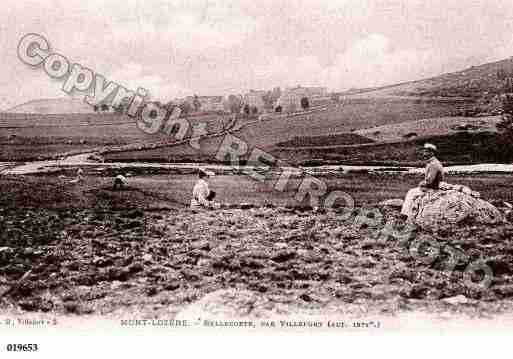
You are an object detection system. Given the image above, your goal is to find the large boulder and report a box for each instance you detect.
[412,189,504,230]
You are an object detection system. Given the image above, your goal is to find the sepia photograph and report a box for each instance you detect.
[1,0,513,356]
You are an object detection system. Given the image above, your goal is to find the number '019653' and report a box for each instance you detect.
[6,344,39,352]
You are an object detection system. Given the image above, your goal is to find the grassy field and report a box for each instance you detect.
[3,169,512,210]
[104,99,475,163]
[0,99,475,161]
[276,133,374,148]
[105,128,513,168]
[274,131,513,167]
[0,112,234,161]
[3,98,506,168]
[356,116,500,142]
[0,112,237,135]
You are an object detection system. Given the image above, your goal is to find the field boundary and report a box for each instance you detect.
[4,104,333,161]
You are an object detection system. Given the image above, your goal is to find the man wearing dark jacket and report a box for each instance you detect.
[401,143,444,218]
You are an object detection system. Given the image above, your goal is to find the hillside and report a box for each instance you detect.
[355,116,501,142]
[5,55,513,162]
[103,100,468,163]
[7,98,94,114]
[344,57,513,102]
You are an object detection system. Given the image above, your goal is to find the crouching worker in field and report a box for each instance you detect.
[190,168,220,210]
[113,173,129,190]
[69,168,84,184]
[401,143,444,219]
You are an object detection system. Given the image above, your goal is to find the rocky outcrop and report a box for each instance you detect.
[411,185,504,230]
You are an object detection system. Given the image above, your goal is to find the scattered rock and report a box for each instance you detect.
[175,289,267,320]
[493,285,513,298]
[105,267,130,282]
[0,247,14,254]
[191,240,211,251]
[127,262,144,274]
[378,199,404,208]
[124,209,143,219]
[241,258,265,269]
[64,301,93,314]
[164,282,180,291]
[334,289,355,303]
[442,295,469,305]
[145,286,160,296]
[180,269,200,281]
[271,250,296,263]
[8,281,36,299]
[240,203,254,210]
[123,220,142,230]
[404,285,430,299]
[299,293,313,302]
[3,198,513,318]
[93,256,113,267]
[19,297,53,312]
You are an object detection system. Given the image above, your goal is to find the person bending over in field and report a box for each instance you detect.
[190,168,219,209]
[401,143,444,220]
[69,168,84,184]
[113,173,129,190]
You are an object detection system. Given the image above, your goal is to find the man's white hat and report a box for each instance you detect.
[424,143,437,151]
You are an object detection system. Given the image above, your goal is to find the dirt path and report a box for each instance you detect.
[3,154,513,177]
[1,153,94,175]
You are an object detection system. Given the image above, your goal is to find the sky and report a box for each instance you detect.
[2,0,513,110]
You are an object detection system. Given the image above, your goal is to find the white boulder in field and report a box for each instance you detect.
[378,199,404,208]
[411,189,503,230]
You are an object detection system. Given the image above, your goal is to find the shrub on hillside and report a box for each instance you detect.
[301,97,310,111]
[497,94,513,132]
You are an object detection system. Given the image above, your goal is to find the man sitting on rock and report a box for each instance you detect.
[190,168,219,209]
[401,143,444,219]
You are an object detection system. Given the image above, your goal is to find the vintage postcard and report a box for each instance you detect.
[1,0,513,356]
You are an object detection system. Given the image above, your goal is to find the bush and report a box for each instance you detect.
[502,94,513,115]
[497,95,513,132]
[301,97,310,110]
